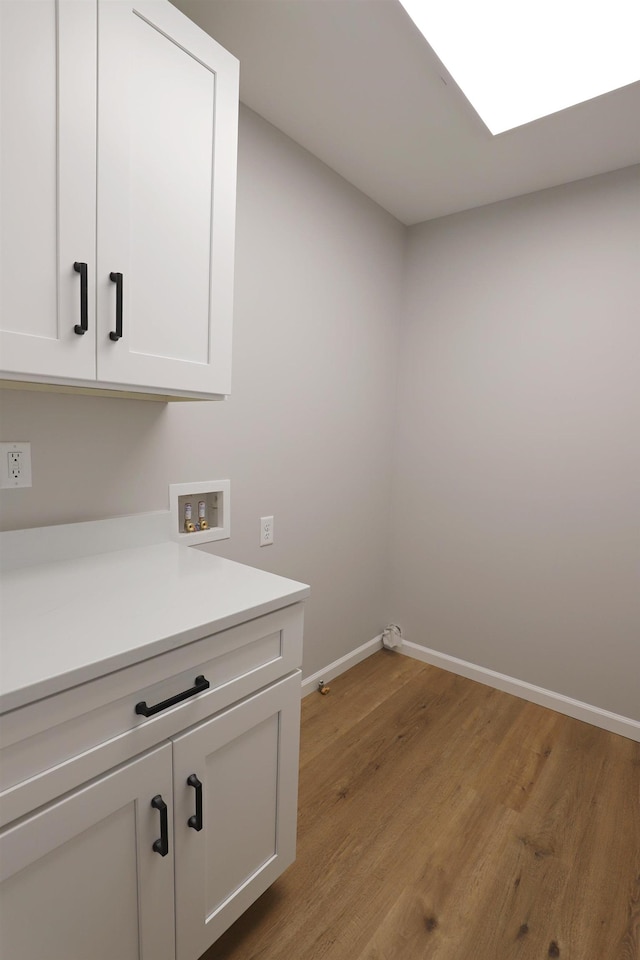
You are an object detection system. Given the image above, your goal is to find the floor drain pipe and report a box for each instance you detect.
[381,624,403,649]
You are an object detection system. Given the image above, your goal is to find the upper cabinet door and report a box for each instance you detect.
[96,1,238,396]
[0,0,97,380]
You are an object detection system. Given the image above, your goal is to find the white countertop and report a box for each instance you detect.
[0,540,309,714]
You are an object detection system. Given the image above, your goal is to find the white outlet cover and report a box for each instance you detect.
[0,442,32,489]
[260,515,274,546]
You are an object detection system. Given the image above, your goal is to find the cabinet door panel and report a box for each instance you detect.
[0,744,174,960]
[206,712,279,910]
[172,672,301,960]
[0,0,96,379]
[97,0,237,395]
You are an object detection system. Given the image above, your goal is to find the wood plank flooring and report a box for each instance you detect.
[201,651,640,960]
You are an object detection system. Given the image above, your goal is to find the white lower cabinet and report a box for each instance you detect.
[0,744,175,960]
[0,615,303,960]
[173,674,301,960]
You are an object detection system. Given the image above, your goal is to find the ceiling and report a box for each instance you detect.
[171,0,640,226]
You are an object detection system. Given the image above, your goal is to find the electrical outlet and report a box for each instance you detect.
[0,442,32,489]
[260,515,274,546]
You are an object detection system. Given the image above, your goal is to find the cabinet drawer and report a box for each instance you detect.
[0,604,303,827]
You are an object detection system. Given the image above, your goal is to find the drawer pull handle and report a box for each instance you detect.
[151,795,169,856]
[109,271,123,341]
[73,262,88,334]
[187,774,203,831]
[135,675,210,717]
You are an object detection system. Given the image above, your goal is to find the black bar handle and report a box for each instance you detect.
[73,262,88,335]
[109,271,123,341]
[187,774,203,831]
[135,675,210,718]
[151,795,169,856]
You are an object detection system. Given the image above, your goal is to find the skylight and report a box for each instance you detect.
[398,0,640,134]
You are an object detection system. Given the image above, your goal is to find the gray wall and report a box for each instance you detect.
[389,166,640,720]
[2,109,637,720]
[0,106,406,678]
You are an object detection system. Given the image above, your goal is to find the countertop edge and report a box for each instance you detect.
[0,586,310,715]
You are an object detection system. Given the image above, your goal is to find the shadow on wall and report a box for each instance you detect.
[0,388,170,531]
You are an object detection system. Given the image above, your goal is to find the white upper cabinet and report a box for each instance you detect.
[0,0,97,381]
[96,1,237,395]
[0,0,238,399]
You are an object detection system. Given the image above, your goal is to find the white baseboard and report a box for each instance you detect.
[299,634,640,742]
[400,640,640,743]
[301,635,383,697]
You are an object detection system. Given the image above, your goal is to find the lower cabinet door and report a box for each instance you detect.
[0,743,175,960]
[172,671,302,960]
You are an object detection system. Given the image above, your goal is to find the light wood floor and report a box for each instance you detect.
[203,651,640,960]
